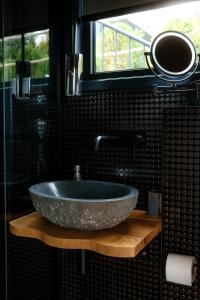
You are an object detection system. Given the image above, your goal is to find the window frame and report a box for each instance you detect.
[82,21,153,79]
[81,3,200,92]
[82,20,158,91]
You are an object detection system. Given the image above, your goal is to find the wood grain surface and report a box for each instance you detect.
[9,210,161,258]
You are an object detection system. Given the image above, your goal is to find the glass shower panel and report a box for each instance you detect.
[2,3,51,216]
[3,35,22,82]
[1,0,58,299]
[0,0,7,299]
[25,30,49,79]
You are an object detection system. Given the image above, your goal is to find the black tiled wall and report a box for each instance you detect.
[4,96,57,210]
[59,89,198,300]
[3,88,200,299]
[59,239,161,300]
[7,235,58,300]
[162,107,200,300]
[3,94,59,300]
[0,222,5,300]
[63,91,188,209]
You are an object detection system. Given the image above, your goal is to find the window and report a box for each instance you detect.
[0,29,49,82]
[93,1,200,74]
[25,30,49,79]
[1,35,22,81]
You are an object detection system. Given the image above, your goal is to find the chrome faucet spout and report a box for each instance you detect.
[74,165,81,181]
[94,135,119,151]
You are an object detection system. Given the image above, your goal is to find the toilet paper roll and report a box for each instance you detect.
[166,253,197,286]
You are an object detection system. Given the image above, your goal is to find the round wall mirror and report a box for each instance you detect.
[145,31,198,82]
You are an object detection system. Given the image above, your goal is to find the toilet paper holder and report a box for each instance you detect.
[165,253,197,286]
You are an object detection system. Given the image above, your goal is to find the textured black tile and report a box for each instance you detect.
[7,234,59,300]
[61,89,189,300]
[64,90,188,210]
[162,107,200,299]
[59,250,114,300]
[59,238,161,300]
[0,221,5,300]
[4,95,58,300]
[4,87,200,300]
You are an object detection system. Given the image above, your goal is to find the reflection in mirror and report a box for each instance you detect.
[145,31,198,82]
[1,29,49,98]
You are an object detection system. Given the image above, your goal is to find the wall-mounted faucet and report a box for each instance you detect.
[94,135,119,151]
[94,132,146,152]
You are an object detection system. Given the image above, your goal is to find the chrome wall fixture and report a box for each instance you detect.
[65,53,83,96]
[12,60,31,98]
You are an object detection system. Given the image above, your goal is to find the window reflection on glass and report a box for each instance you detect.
[25,30,49,78]
[1,35,22,81]
[0,29,49,82]
[95,0,200,73]
[0,38,3,82]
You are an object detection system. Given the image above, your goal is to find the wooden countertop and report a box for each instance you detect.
[9,210,161,258]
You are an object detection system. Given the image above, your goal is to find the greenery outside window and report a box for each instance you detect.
[92,1,200,75]
[25,30,49,79]
[0,29,49,82]
[1,35,22,81]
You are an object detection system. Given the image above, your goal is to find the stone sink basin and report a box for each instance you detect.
[29,180,139,231]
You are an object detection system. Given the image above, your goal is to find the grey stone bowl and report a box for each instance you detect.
[29,180,139,231]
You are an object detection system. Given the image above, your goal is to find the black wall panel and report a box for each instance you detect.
[63,91,188,208]
[59,89,193,300]
[3,0,48,35]
[59,238,161,300]
[5,94,59,300]
[4,89,200,299]
[7,235,58,300]
[162,107,200,300]
[0,222,5,300]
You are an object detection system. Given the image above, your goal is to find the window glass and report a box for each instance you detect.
[2,35,22,81]
[0,29,49,82]
[0,39,2,82]
[94,1,200,73]
[25,29,49,78]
